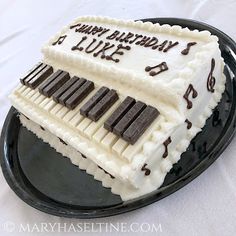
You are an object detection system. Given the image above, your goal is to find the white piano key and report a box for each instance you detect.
[76,118,92,133]
[122,118,161,162]
[34,94,46,105]
[50,103,64,115]
[112,139,128,156]
[69,113,84,127]
[56,106,71,119]
[17,85,27,94]
[39,97,51,108]
[25,89,37,99]
[29,91,41,102]
[92,126,108,143]
[62,87,99,123]
[101,132,118,150]
[83,99,121,139]
[21,87,32,96]
[44,100,57,111]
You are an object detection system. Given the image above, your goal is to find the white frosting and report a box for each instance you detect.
[9,16,226,200]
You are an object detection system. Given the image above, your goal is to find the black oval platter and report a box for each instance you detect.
[0,18,236,219]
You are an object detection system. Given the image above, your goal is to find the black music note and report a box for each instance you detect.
[183,84,198,109]
[207,58,216,93]
[52,35,67,46]
[145,62,168,76]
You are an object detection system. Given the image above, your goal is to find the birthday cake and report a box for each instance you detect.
[9,16,226,201]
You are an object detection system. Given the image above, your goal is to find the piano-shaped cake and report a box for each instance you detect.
[9,16,226,200]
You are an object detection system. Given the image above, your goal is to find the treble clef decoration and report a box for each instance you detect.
[207,58,216,93]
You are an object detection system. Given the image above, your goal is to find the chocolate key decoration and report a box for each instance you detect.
[88,89,118,121]
[80,86,109,116]
[20,62,53,89]
[123,105,159,144]
[65,80,94,109]
[39,70,70,97]
[58,77,86,105]
[104,96,136,132]
[52,76,79,103]
[113,101,146,137]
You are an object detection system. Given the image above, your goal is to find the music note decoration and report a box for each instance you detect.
[207,58,216,93]
[145,62,168,76]
[52,35,67,46]
[163,136,172,158]
[141,163,151,176]
[183,84,198,109]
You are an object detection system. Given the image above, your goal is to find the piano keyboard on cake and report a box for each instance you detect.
[19,62,160,146]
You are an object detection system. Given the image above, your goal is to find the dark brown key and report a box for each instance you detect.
[38,70,63,94]
[65,81,94,109]
[104,96,136,131]
[21,63,47,85]
[113,101,146,137]
[58,77,86,105]
[88,89,118,122]
[123,105,159,144]
[80,86,109,117]
[40,71,70,97]
[27,65,53,89]
[52,76,79,103]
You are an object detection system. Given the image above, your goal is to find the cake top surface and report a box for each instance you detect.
[43,16,217,81]
[41,16,220,116]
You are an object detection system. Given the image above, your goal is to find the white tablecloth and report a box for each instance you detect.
[0,0,235,235]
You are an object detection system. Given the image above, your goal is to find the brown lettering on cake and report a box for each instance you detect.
[90,26,103,35]
[135,36,151,46]
[71,36,87,51]
[85,39,103,53]
[145,62,168,76]
[70,23,81,29]
[82,25,93,34]
[181,42,197,55]
[98,28,110,37]
[93,42,115,58]
[106,30,120,40]
[106,44,131,63]
[207,58,216,93]
[163,41,179,52]
[152,40,168,50]
[185,119,192,129]
[144,37,158,47]
[141,163,151,176]
[183,84,198,109]
[75,24,89,33]
[115,32,126,41]
[52,35,67,46]
[163,137,172,158]
[120,32,134,43]
[129,34,143,44]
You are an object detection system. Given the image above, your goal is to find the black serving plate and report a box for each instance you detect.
[1,18,236,219]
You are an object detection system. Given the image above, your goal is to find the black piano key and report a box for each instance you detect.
[40,71,70,97]
[65,81,94,110]
[58,77,86,105]
[104,96,136,131]
[21,62,45,85]
[38,70,63,94]
[113,101,146,137]
[80,86,109,117]
[123,105,159,144]
[52,76,79,103]
[27,65,53,89]
[88,89,118,122]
